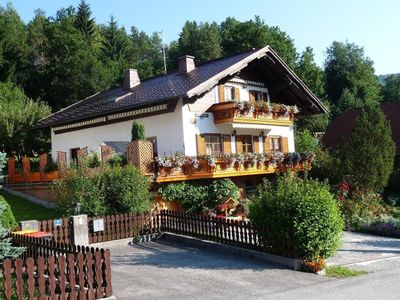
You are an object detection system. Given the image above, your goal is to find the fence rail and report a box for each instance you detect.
[1,234,113,300]
[88,211,161,244]
[159,210,298,258]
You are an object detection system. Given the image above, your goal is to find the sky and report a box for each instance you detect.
[3,0,400,75]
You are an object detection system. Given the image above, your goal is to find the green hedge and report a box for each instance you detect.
[0,196,18,229]
[52,165,152,216]
[249,174,344,260]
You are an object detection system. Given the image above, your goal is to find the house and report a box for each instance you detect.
[35,46,327,183]
[323,102,400,161]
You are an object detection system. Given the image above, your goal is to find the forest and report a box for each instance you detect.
[0,0,399,154]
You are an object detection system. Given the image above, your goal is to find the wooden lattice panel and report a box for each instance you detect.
[77,147,88,166]
[127,140,153,175]
[100,145,114,163]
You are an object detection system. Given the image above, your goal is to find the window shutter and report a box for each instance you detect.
[222,135,232,153]
[234,87,240,101]
[253,136,259,153]
[236,135,243,154]
[219,85,225,102]
[249,90,256,103]
[196,134,206,155]
[264,136,271,153]
[281,137,289,153]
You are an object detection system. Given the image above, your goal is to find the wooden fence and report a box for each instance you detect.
[88,211,161,244]
[1,234,112,300]
[159,210,298,258]
[38,217,72,244]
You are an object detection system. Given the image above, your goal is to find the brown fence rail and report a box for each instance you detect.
[159,210,298,258]
[88,211,161,244]
[38,217,72,244]
[2,234,113,300]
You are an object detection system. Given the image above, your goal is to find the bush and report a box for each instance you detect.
[249,175,344,260]
[0,196,17,230]
[53,165,152,216]
[159,179,240,213]
[84,153,101,168]
[336,181,387,230]
[131,121,145,141]
[294,129,320,153]
[359,216,400,238]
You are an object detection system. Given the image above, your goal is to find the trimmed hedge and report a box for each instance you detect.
[249,174,344,260]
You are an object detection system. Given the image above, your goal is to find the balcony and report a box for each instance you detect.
[208,101,299,126]
[154,152,313,183]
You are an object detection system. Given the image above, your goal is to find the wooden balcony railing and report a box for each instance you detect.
[208,101,299,126]
[154,152,313,183]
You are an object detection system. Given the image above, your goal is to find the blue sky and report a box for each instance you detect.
[3,0,400,75]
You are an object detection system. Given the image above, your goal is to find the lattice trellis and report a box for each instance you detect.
[127,140,153,175]
[100,145,114,163]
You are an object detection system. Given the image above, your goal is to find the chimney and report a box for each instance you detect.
[178,55,195,74]
[123,69,140,90]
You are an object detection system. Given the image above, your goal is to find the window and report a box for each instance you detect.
[224,86,235,101]
[269,137,282,152]
[249,90,269,102]
[242,135,253,153]
[146,136,158,157]
[205,135,222,155]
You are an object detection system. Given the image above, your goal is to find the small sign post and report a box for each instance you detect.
[93,219,104,232]
[54,219,62,227]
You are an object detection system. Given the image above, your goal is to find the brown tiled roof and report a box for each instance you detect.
[35,46,327,129]
[322,102,400,154]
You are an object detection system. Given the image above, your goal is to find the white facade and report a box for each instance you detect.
[51,80,295,163]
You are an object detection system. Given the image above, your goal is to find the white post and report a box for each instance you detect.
[72,214,89,246]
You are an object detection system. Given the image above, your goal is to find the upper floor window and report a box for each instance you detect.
[249,90,269,102]
[224,86,235,101]
[242,135,253,153]
[205,134,222,155]
[269,137,282,152]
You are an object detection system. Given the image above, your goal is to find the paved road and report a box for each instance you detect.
[102,233,400,300]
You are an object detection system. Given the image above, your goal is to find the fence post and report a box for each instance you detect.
[71,214,89,246]
[39,153,47,180]
[7,157,16,184]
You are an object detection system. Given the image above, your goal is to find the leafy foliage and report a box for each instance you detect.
[159,179,240,213]
[131,121,145,141]
[324,41,382,116]
[329,105,395,191]
[249,175,344,260]
[382,74,400,102]
[52,165,152,216]
[294,129,320,153]
[0,202,25,262]
[0,196,17,229]
[0,82,51,153]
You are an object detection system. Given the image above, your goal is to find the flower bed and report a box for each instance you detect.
[235,101,299,120]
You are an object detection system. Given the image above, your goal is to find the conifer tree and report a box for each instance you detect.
[332,105,396,191]
[75,0,96,44]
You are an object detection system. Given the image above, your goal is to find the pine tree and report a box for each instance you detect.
[333,105,396,191]
[101,16,130,62]
[75,0,96,44]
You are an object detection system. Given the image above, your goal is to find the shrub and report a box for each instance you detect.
[249,174,344,260]
[52,167,106,216]
[294,129,320,153]
[0,203,25,262]
[336,181,388,230]
[159,179,240,213]
[131,121,145,141]
[98,165,152,214]
[52,165,152,216]
[359,216,400,238]
[0,196,17,230]
[84,153,101,168]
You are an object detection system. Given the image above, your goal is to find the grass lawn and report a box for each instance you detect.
[0,189,61,222]
[325,266,367,278]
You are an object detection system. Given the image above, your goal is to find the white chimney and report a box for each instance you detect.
[123,69,140,90]
[178,55,195,74]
